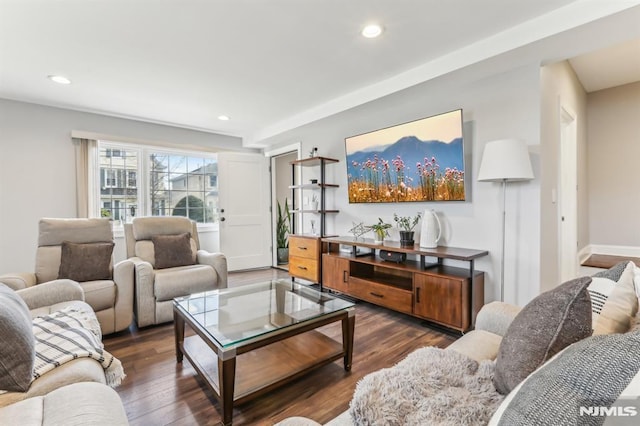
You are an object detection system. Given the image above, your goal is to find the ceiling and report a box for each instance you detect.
[1,1,639,148]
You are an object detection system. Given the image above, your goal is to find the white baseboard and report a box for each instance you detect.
[581,244,640,260]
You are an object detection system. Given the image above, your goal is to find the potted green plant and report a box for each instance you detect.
[367,218,392,244]
[393,212,422,246]
[276,199,291,264]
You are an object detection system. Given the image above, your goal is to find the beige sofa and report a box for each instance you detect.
[124,216,227,327]
[0,279,129,425]
[280,264,640,425]
[278,301,521,426]
[0,218,135,334]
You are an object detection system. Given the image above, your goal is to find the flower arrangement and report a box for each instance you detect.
[366,218,392,242]
[393,212,422,232]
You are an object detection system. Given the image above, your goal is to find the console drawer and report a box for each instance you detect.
[289,256,319,282]
[289,236,320,260]
[349,277,413,314]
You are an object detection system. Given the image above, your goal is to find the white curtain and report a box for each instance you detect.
[73,138,98,218]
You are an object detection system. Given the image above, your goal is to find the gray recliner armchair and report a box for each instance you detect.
[124,216,227,327]
[0,218,134,334]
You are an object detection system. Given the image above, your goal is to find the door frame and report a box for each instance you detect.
[558,104,578,281]
[265,143,301,267]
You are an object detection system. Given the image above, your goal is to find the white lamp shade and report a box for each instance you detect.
[477,139,534,182]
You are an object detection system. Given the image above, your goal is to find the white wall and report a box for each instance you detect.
[266,63,543,306]
[0,99,244,272]
[587,81,640,250]
[539,61,588,291]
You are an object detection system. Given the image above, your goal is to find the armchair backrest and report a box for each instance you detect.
[35,218,114,283]
[124,217,200,268]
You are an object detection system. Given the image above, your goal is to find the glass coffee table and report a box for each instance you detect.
[173,279,356,425]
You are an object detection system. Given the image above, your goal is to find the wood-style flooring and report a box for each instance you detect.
[104,268,457,426]
[582,254,640,269]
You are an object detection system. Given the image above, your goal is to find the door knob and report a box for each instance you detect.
[220,217,226,222]
[220,209,225,213]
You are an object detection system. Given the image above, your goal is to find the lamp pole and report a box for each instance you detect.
[500,179,506,302]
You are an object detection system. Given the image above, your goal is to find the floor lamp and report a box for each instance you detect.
[477,139,534,302]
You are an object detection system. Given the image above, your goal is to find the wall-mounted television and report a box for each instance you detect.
[345,109,465,203]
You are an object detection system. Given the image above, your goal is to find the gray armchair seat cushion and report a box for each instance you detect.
[0,284,35,392]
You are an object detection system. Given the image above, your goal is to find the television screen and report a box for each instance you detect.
[345,109,465,203]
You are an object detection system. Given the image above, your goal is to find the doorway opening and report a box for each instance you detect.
[559,105,578,282]
[269,146,299,270]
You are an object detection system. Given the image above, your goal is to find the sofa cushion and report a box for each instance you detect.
[489,330,640,425]
[80,280,116,312]
[493,276,593,395]
[0,382,129,426]
[0,283,36,392]
[153,264,216,301]
[58,241,114,282]
[588,261,638,335]
[152,233,196,269]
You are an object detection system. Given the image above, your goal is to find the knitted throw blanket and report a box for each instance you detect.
[32,305,125,387]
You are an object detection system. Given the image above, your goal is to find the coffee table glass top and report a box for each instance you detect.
[174,280,354,348]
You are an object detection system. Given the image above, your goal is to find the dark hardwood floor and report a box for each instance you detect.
[104,268,458,426]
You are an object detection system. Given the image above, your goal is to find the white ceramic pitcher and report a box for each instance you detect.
[419,209,441,248]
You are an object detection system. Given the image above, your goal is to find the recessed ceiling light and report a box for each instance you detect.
[217,115,230,121]
[48,75,71,85]
[362,24,383,38]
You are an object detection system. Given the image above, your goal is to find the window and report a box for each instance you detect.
[97,142,218,224]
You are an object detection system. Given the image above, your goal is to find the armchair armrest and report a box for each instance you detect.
[129,256,156,327]
[112,259,135,332]
[0,272,37,291]
[475,301,522,337]
[16,279,84,311]
[197,251,228,289]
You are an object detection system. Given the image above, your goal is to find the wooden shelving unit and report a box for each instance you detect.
[288,156,339,284]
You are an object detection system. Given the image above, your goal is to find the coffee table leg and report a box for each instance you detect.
[218,354,236,425]
[342,309,356,371]
[173,308,184,363]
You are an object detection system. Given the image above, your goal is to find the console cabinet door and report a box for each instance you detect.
[322,255,350,293]
[413,273,464,329]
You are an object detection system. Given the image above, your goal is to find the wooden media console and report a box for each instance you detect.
[321,237,488,332]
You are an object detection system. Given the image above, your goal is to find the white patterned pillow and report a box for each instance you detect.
[588,261,638,335]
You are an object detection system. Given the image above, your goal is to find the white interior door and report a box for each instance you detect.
[218,152,271,271]
[559,106,578,281]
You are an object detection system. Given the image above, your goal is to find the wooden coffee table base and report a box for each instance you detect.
[174,307,355,425]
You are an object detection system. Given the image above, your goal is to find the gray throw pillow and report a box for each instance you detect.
[0,283,35,391]
[493,276,593,395]
[58,241,114,282]
[152,233,195,269]
[494,331,640,425]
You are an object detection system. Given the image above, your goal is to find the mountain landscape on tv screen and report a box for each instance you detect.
[346,135,465,203]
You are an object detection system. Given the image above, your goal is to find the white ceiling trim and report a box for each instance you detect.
[246,0,640,147]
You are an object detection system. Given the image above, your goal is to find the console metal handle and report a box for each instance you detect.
[298,246,308,250]
[297,266,308,270]
[343,271,348,283]
[416,287,421,303]
[370,292,383,298]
